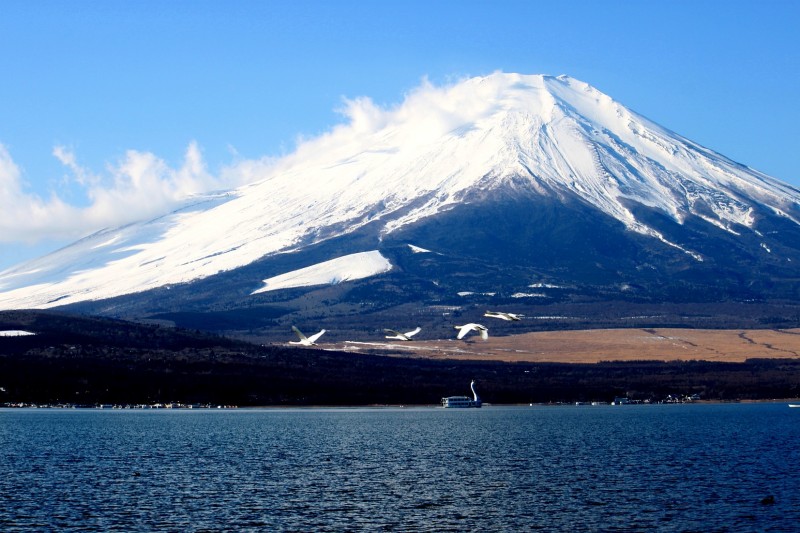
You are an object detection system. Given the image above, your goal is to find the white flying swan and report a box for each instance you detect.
[454,323,489,340]
[290,326,326,346]
[484,311,523,321]
[384,327,422,341]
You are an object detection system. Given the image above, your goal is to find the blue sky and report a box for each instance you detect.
[1,0,798,270]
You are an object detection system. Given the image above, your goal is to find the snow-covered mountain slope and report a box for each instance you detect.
[252,251,391,294]
[1,73,799,310]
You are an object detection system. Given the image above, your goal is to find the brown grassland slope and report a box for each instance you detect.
[327,328,800,363]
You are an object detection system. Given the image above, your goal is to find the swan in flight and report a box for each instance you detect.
[455,323,489,340]
[383,327,421,341]
[484,310,523,321]
[290,326,326,346]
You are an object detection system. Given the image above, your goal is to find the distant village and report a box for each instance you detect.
[3,393,709,410]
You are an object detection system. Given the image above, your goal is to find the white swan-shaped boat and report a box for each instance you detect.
[442,380,482,408]
[290,326,326,346]
[454,323,488,340]
[484,310,522,321]
[383,327,421,341]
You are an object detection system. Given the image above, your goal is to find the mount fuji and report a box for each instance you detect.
[2,73,800,335]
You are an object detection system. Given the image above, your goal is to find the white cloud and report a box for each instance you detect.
[0,144,22,202]
[0,144,75,243]
[53,145,99,187]
[281,72,507,165]
[0,141,244,246]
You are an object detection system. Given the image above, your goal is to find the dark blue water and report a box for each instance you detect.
[2,403,799,531]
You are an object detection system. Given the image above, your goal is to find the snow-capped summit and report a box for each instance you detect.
[1,73,799,312]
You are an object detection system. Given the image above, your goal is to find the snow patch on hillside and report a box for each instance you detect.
[252,251,392,294]
[408,244,431,253]
[0,330,35,336]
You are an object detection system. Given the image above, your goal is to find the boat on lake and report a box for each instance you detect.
[790,404,800,408]
[441,380,482,408]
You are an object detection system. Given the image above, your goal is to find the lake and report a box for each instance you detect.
[2,403,799,531]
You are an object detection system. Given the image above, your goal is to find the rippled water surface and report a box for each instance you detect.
[2,404,799,531]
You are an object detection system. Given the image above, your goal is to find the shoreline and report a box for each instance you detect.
[4,398,800,410]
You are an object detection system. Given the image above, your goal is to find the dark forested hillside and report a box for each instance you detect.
[2,311,799,406]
